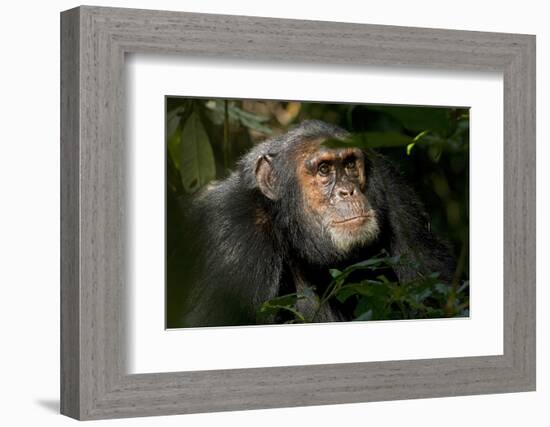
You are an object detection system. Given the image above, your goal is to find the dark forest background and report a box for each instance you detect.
[166,98,469,327]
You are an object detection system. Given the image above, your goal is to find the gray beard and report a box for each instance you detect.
[327,212,380,255]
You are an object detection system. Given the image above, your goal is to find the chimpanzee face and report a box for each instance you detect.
[255,137,380,260]
[296,141,380,253]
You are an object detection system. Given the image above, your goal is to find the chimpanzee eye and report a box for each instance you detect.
[344,159,356,170]
[318,162,330,176]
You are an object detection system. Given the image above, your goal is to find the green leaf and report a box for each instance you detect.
[339,255,400,276]
[354,310,373,321]
[299,285,318,300]
[360,132,414,148]
[410,288,432,304]
[413,130,430,142]
[334,287,356,303]
[323,132,414,150]
[258,293,307,323]
[434,283,452,295]
[263,293,300,308]
[406,130,431,155]
[329,268,343,279]
[204,101,273,134]
[229,105,270,123]
[167,104,187,135]
[179,112,216,193]
[167,125,181,170]
[229,106,273,135]
[457,280,469,294]
[353,295,390,320]
[368,106,452,135]
[335,280,390,303]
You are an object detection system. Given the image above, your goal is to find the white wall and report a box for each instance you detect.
[0,0,547,425]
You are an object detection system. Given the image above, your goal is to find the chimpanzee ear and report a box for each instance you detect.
[255,154,279,200]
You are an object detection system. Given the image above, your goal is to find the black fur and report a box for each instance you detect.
[176,120,454,327]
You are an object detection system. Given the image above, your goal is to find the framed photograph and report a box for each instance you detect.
[61,5,536,420]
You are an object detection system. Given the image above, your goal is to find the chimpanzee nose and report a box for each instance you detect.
[338,186,355,198]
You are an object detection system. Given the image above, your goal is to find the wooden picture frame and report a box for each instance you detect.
[60,5,536,420]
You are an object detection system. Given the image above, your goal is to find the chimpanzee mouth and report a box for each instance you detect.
[332,210,374,226]
[333,216,369,225]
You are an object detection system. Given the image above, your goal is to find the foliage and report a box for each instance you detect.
[258,252,469,324]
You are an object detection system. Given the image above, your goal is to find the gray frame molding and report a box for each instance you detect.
[60,5,536,420]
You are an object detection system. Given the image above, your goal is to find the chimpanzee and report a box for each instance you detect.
[175,120,454,327]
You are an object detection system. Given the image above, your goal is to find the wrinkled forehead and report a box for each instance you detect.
[290,137,362,161]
